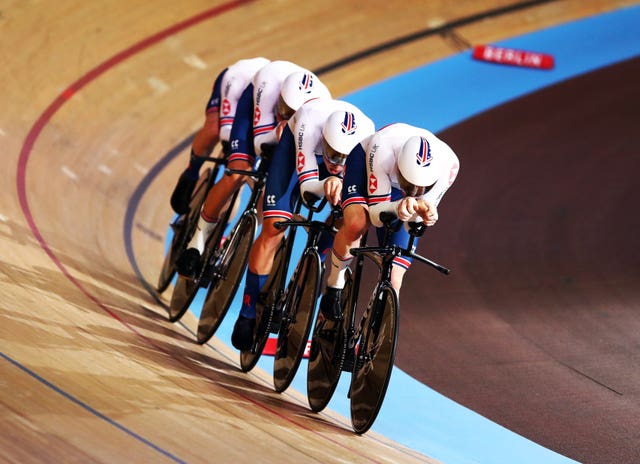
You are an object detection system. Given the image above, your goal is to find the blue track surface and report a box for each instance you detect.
[181,6,640,463]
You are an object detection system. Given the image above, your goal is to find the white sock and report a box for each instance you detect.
[188,212,218,253]
[326,249,354,289]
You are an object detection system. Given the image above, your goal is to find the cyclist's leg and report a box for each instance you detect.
[177,158,251,277]
[201,158,251,222]
[179,82,256,273]
[320,204,368,320]
[321,145,369,319]
[231,216,284,349]
[171,69,226,214]
[232,130,297,349]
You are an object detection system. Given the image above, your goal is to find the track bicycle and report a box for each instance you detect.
[195,146,275,344]
[157,158,224,295]
[239,193,326,373]
[307,212,450,434]
[164,143,258,323]
[272,203,341,393]
[157,152,228,321]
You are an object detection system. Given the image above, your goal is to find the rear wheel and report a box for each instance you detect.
[239,237,287,373]
[306,269,352,412]
[273,250,322,393]
[196,213,256,344]
[349,284,399,434]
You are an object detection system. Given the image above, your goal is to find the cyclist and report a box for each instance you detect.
[231,98,376,350]
[177,61,331,276]
[169,57,270,215]
[319,122,460,320]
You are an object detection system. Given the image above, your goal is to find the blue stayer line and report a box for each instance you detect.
[177,6,640,464]
[1,351,189,464]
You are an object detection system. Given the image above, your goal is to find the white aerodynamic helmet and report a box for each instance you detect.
[321,110,374,166]
[276,71,330,120]
[397,135,442,196]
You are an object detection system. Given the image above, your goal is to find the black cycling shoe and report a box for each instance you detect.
[170,171,197,215]
[231,316,256,351]
[319,287,343,321]
[176,247,201,279]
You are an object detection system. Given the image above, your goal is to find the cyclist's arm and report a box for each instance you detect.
[366,142,399,227]
[292,112,326,199]
[252,79,279,157]
[368,170,397,228]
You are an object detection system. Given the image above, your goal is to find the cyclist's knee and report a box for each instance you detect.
[226,160,251,187]
[390,265,407,293]
[261,218,286,241]
[226,172,247,189]
[342,205,369,241]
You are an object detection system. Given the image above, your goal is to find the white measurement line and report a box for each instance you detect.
[147,76,170,94]
[98,164,112,175]
[183,54,207,70]
[134,162,149,175]
[61,165,78,181]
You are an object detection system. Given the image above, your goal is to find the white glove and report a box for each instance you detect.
[396,197,419,221]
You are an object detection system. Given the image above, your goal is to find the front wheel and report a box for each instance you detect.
[157,169,211,294]
[167,275,199,322]
[156,216,182,294]
[273,249,322,393]
[196,213,256,344]
[306,268,352,412]
[349,284,399,434]
[239,237,287,373]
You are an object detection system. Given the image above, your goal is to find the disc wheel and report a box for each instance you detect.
[307,269,352,412]
[196,213,256,344]
[167,275,200,322]
[240,238,287,373]
[156,219,182,294]
[349,285,399,434]
[157,169,211,293]
[273,250,322,393]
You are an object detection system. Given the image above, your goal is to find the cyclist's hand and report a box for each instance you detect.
[324,176,343,206]
[275,120,287,141]
[397,197,419,221]
[416,199,438,226]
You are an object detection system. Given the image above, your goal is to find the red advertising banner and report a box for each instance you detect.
[472,45,554,70]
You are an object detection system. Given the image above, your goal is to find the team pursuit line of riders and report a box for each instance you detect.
[157,57,460,434]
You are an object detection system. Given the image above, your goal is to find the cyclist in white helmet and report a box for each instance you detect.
[231,99,375,350]
[320,122,460,320]
[170,57,270,215]
[177,62,331,277]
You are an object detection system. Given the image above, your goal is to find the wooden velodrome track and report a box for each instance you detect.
[1,1,636,463]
